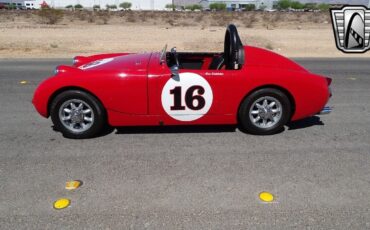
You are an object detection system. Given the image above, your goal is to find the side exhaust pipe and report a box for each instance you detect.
[318,106,332,115]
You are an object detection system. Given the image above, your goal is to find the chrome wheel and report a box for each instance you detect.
[249,96,282,129]
[58,99,94,133]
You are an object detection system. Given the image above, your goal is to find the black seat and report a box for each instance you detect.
[224,24,245,70]
[208,56,224,70]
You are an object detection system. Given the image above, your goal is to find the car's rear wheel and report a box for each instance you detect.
[238,88,291,135]
[50,90,106,139]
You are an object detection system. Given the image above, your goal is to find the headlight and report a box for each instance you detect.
[54,65,64,75]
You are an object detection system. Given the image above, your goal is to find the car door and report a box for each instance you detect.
[148,54,239,124]
[96,53,149,115]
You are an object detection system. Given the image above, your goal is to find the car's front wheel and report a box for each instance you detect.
[238,88,291,135]
[50,90,106,139]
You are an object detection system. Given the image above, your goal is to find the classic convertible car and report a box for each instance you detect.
[33,24,332,138]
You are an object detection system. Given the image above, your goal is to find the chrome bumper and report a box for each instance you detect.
[318,106,332,115]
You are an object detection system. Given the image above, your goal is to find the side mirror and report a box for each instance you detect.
[170,65,179,80]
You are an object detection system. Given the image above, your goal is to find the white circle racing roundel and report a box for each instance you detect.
[161,72,213,121]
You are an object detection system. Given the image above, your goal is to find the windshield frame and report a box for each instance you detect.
[159,44,167,65]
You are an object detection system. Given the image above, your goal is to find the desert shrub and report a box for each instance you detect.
[307,12,322,23]
[304,3,317,11]
[75,11,88,21]
[322,12,330,22]
[166,18,175,26]
[120,2,132,10]
[195,13,204,21]
[265,43,273,50]
[24,11,32,18]
[106,4,117,10]
[74,4,83,10]
[290,1,304,10]
[244,4,255,11]
[185,4,202,11]
[87,13,95,23]
[261,12,279,28]
[165,4,176,10]
[244,13,258,28]
[259,4,267,11]
[6,4,16,10]
[37,8,64,24]
[178,21,195,26]
[192,4,202,11]
[209,3,226,11]
[126,12,137,23]
[312,12,322,23]
[93,5,100,11]
[143,11,156,21]
[96,11,110,24]
[65,5,73,10]
[294,12,303,22]
[275,12,283,21]
[3,12,15,21]
[140,11,153,22]
[214,12,233,26]
[276,0,291,10]
[262,12,272,22]
[317,3,330,11]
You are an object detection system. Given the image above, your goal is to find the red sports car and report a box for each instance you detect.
[33,25,332,139]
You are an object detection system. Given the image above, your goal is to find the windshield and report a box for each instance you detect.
[160,44,167,64]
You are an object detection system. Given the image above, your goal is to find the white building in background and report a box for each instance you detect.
[24,0,40,9]
[206,0,275,10]
[0,0,41,9]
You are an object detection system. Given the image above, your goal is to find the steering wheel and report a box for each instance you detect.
[170,47,180,67]
[224,24,244,70]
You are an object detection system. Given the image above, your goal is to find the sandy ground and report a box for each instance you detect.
[1,17,370,58]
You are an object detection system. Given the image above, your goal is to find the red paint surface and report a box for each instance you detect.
[33,46,331,126]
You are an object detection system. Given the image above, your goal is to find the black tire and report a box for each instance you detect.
[50,90,106,139]
[238,88,291,135]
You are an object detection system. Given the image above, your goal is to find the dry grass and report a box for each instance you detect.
[0,10,331,29]
[1,10,361,58]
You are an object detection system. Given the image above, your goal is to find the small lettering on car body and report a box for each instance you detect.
[205,72,224,76]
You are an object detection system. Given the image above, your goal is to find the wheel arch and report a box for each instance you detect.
[47,86,106,118]
[237,84,296,121]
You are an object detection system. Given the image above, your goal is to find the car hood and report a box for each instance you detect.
[245,46,307,72]
[77,52,152,72]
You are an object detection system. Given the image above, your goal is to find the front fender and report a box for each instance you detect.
[32,73,110,118]
[33,76,60,117]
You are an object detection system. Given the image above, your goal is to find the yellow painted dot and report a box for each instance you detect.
[19,80,28,84]
[65,180,82,190]
[53,198,70,210]
[259,192,274,202]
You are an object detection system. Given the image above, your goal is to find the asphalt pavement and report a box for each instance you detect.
[0,58,370,229]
